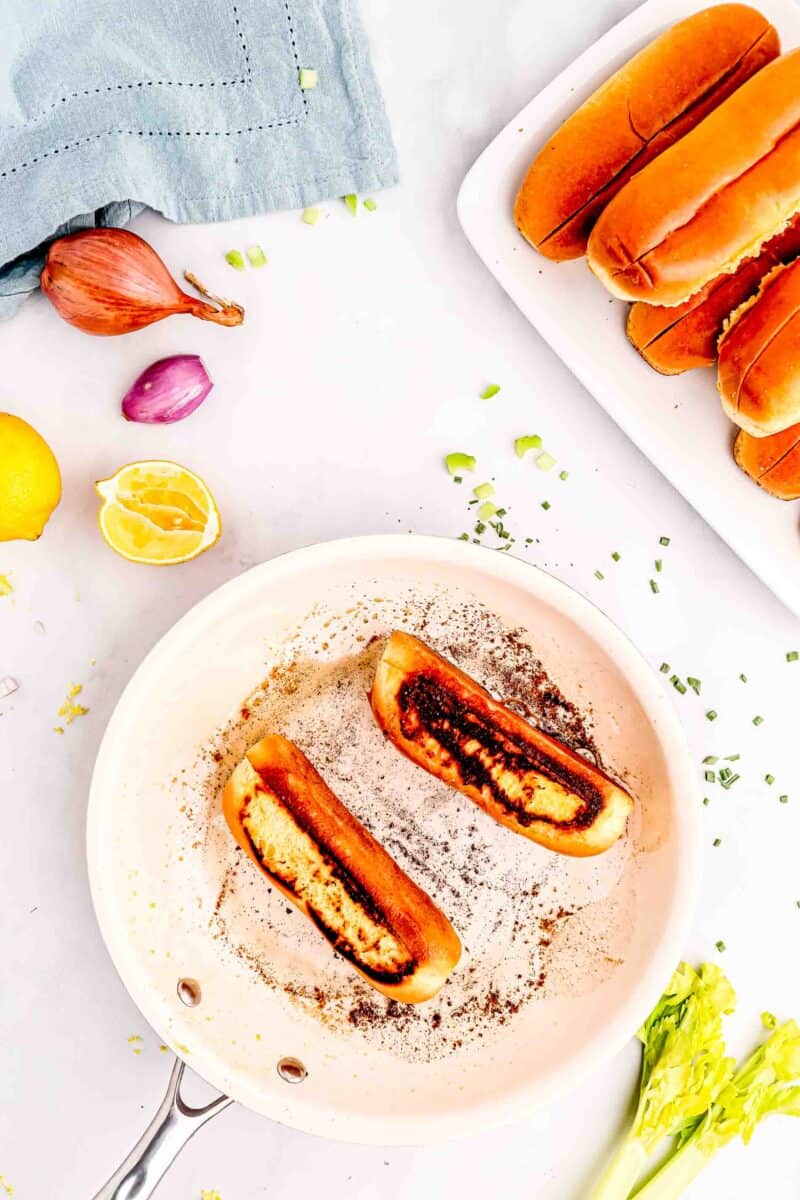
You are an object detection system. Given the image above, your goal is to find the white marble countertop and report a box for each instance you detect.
[2,1,800,1196]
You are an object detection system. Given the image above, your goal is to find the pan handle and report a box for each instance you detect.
[91,1057,233,1200]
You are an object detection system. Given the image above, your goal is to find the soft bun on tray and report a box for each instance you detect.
[734,424,800,499]
[588,48,800,306]
[514,4,778,261]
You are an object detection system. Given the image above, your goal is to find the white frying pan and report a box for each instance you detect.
[87,535,701,1197]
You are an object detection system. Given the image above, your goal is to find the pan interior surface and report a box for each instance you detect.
[87,536,699,1144]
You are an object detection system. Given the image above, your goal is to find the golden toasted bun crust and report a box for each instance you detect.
[514,5,778,261]
[588,48,800,306]
[734,424,800,498]
[223,734,461,1003]
[718,257,800,435]
[626,215,800,374]
[370,631,633,858]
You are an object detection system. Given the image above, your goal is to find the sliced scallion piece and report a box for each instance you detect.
[559,469,569,481]
[766,774,775,785]
[611,551,621,562]
[445,452,476,476]
[787,650,799,662]
[659,536,671,546]
[649,579,659,594]
[753,714,765,726]
[706,710,718,722]
[514,434,542,458]
[687,676,702,695]
[703,755,718,765]
[595,570,605,581]
[655,559,663,573]
[541,500,551,511]
[659,662,670,674]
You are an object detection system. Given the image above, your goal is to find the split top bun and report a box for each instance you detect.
[514,4,779,261]
[588,48,800,306]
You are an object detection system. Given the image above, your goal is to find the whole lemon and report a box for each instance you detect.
[0,413,62,540]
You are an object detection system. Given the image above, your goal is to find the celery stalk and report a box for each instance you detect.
[591,1137,649,1200]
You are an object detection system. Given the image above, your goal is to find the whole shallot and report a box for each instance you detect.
[40,228,244,336]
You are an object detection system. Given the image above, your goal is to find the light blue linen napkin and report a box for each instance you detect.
[0,0,397,319]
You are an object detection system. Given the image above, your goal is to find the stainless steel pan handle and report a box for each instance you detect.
[91,1057,233,1200]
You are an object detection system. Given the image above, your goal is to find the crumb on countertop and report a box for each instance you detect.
[0,574,12,598]
[201,1190,223,1200]
[56,681,89,728]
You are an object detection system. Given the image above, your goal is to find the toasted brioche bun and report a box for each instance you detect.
[627,215,800,374]
[588,49,800,306]
[223,734,461,1003]
[734,424,800,498]
[718,257,800,436]
[514,5,778,261]
[370,631,634,858]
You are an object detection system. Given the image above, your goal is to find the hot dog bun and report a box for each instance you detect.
[370,631,634,858]
[718,257,800,436]
[588,48,800,306]
[514,5,778,262]
[734,424,800,498]
[223,734,461,1003]
[627,215,800,374]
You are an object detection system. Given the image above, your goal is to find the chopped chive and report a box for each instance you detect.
[705,770,716,783]
[649,579,659,594]
[739,673,748,683]
[674,680,687,695]
[715,939,726,952]
[787,650,799,662]
[559,470,569,481]
[611,551,621,562]
[475,521,486,535]
[495,507,508,518]
[299,68,319,90]
[669,674,679,684]
[514,434,542,458]
[363,198,378,212]
[458,532,469,541]
[753,715,764,726]
[718,768,732,782]
[245,244,267,268]
[766,774,775,785]
[541,500,551,511]
[480,384,501,399]
[720,774,740,789]
[536,451,556,472]
[702,797,711,806]
[224,249,245,270]
[659,536,671,547]
[302,206,321,225]
[477,501,497,520]
[594,570,605,581]
[453,476,463,484]
[706,710,718,722]
[780,794,790,804]
[655,559,663,573]
[687,677,702,695]
[724,753,740,762]
[713,838,722,848]
[659,662,670,674]
[473,482,495,500]
[343,194,358,216]
[703,755,718,765]
[445,452,476,476]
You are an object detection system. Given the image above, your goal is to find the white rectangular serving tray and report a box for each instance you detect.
[458,0,800,617]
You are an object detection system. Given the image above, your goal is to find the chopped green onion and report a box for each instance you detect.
[718,768,732,782]
[445,452,476,476]
[702,796,711,806]
[655,559,663,573]
[495,507,508,517]
[458,532,469,541]
[595,570,605,581]
[715,939,726,951]
[302,206,321,225]
[559,470,569,481]
[674,680,687,695]
[299,68,319,90]
[687,676,702,695]
[536,451,556,472]
[480,384,501,399]
[649,579,660,594]
[739,673,748,683]
[713,838,722,848]
[612,551,621,562]
[541,500,551,511]
[514,434,542,457]
[363,198,378,212]
[724,753,740,762]
[474,521,486,535]
[706,710,718,722]
[753,715,764,726]
[703,756,718,765]
[473,482,495,500]
[245,244,267,268]
[766,774,775,785]
[705,770,716,783]
[477,501,497,520]
[720,774,740,789]
[660,662,670,674]
[343,194,358,215]
[453,476,463,484]
[780,794,790,804]
[224,249,245,270]
[787,651,799,662]
[659,536,671,546]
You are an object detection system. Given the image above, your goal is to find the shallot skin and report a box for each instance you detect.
[121,355,213,424]
[40,228,244,336]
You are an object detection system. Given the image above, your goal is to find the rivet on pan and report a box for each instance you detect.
[177,978,202,1007]
[277,1056,307,1084]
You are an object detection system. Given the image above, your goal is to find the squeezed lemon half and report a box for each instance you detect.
[95,460,221,565]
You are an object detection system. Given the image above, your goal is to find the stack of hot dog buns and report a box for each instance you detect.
[223,634,634,1003]
[515,4,800,503]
